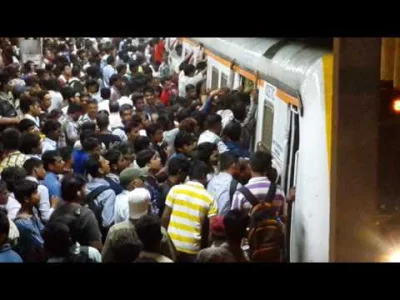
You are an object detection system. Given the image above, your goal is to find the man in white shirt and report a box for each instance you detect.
[207,152,242,216]
[198,114,228,154]
[102,56,117,89]
[114,168,146,224]
[178,64,206,98]
[19,97,41,129]
[24,158,59,222]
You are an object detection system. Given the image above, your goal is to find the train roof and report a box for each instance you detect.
[189,38,331,97]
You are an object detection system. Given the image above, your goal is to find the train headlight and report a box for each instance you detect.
[392,99,400,114]
[387,250,400,262]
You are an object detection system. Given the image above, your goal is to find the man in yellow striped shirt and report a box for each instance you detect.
[162,161,217,262]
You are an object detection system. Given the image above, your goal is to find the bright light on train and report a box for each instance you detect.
[387,250,400,262]
[392,99,400,113]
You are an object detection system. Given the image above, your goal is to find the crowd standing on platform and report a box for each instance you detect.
[0,37,292,263]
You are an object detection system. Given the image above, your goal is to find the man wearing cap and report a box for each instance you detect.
[102,187,176,263]
[114,167,145,224]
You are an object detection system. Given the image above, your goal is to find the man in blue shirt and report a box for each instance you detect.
[207,152,242,216]
[0,210,22,263]
[85,154,116,232]
[42,150,64,200]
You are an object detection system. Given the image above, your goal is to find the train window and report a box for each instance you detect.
[211,66,219,90]
[220,73,228,88]
[260,104,274,152]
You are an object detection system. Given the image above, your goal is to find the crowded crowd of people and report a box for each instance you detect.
[0,37,290,263]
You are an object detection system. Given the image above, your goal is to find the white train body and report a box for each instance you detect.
[169,38,333,262]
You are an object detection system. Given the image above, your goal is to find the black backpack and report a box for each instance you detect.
[81,185,113,239]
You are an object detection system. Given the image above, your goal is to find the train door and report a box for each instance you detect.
[283,104,300,262]
[19,38,42,66]
[207,57,231,91]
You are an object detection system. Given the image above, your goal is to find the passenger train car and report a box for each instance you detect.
[169,38,333,262]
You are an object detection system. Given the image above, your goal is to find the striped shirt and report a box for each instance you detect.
[166,181,218,254]
[0,151,28,173]
[231,177,285,215]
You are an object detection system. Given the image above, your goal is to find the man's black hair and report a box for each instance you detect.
[43,221,73,258]
[2,128,21,151]
[42,150,61,171]
[13,179,38,205]
[189,160,208,181]
[109,101,119,113]
[0,210,10,242]
[219,152,239,171]
[96,112,109,130]
[145,123,161,138]
[249,151,272,175]
[59,146,73,162]
[174,131,195,153]
[168,157,190,177]
[136,149,156,168]
[134,136,150,153]
[1,167,27,193]
[82,137,100,152]
[23,158,43,176]
[223,121,242,142]
[135,214,162,252]
[42,120,61,136]
[224,209,249,242]
[103,149,122,167]
[61,173,87,202]
[19,133,41,154]
[101,88,111,100]
[205,114,222,130]
[67,103,84,115]
[18,119,37,133]
[84,154,103,178]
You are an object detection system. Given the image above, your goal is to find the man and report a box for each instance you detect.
[42,150,64,200]
[146,123,167,167]
[49,174,103,252]
[197,114,228,154]
[135,150,162,216]
[102,186,176,263]
[159,157,190,216]
[196,209,249,263]
[109,74,123,102]
[95,112,121,149]
[0,210,22,262]
[0,180,19,244]
[102,55,117,89]
[132,93,151,123]
[84,154,116,234]
[19,96,41,128]
[58,103,83,147]
[114,168,146,224]
[0,128,28,173]
[143,86,159,121]
[41,120,62,154]
[24,158,59,223]
[72,134,101,175]
[231,151,286,217]
[178,64,206,98]
[103,149,128,195]
[162,161,218,262]
[78,99,98,126]
[207,152,242,216]
[135,214,173,263]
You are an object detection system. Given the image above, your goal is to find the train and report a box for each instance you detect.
[167,37,333,262]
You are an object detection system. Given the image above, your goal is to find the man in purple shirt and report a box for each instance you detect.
[231,151,285,217]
